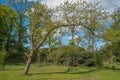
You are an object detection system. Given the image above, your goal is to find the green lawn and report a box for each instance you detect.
[0,64,120,80]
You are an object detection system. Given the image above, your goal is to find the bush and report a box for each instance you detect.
[0,48,8,70]
[50,45,95,67]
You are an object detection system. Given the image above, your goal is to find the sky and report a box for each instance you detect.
[0,0,119,12]
[1,0,119,12]
[42,0,120,12]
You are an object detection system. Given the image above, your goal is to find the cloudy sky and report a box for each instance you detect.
[27,0,120,12]
[41,0,119,12]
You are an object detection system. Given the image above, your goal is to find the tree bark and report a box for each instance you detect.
[91,34,94,52]
[71,26,75,45]
[24,51,33,75]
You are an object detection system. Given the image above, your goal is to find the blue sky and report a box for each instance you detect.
[0,0,6,4]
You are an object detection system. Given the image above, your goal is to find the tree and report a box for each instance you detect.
[0,4,17,68]
[79,1,107,52]
[7,0,29,53]
[103,7,120,67]
[56,1,80,45]
[104,7,120,43]
[56,1,107,50]
[24,2,69,75]
[0,46,7,70]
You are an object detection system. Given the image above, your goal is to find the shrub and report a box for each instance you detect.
[0,48,8,70]
[94,51,103,68]
[50,45,95,67]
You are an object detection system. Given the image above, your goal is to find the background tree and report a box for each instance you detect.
[103,7,120,68]
[77,1,107,52]
[0,4,17,68]
[56,1,107,50]
[56,1,80,46]
[7,0,29,54]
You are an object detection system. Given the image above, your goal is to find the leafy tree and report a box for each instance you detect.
[56,1,107,50]
[79,1,107,52]
[56,1,81,45]
[24,2,70,75]
[0,4,17,66]
[7,0,29,53]
[0,46,7,70]
[104,7,120,43]
[103,7,120,67]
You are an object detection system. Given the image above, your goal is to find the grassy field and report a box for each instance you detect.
[0,64,120,80]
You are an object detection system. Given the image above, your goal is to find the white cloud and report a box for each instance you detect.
[29,0,119,10]
[44,0,84,8]
[93,0,119,12]
[43,0,119,12]
[29,0,119,13]
[68,35,78,40]
[53,27,68,37]
[28,0,38,1]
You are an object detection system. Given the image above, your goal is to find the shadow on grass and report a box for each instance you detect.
[0,68,23,71]
[5,68,23,71]
[101,67,120,73]
[28,69,69,75]
[28,67,99,75]
[102,67,120,70]
[68,69,99,74]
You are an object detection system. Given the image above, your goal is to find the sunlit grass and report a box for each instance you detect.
[0,64,120,80]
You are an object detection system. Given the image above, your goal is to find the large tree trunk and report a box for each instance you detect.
[24,51,33,75]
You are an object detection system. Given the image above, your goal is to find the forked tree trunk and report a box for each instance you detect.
[24,51,33,75]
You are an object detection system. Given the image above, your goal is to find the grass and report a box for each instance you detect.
[0,64,120,80]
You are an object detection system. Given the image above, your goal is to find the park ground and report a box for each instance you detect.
[0,64,120,80]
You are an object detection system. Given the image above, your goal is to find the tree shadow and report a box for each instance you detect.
[0,68,24,71]
[68,69,99,74]
[28,70,69,75]
[102,67,120,70]
[28,67,99,75]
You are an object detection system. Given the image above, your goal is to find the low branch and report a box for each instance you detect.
[33,24,74,52]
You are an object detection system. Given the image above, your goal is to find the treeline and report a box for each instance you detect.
[0,0,120,75]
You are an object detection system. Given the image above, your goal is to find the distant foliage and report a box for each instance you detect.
[100,42,120,63]
[0,47,8,70]
[94,51,103,68]
[50,45,95,67]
